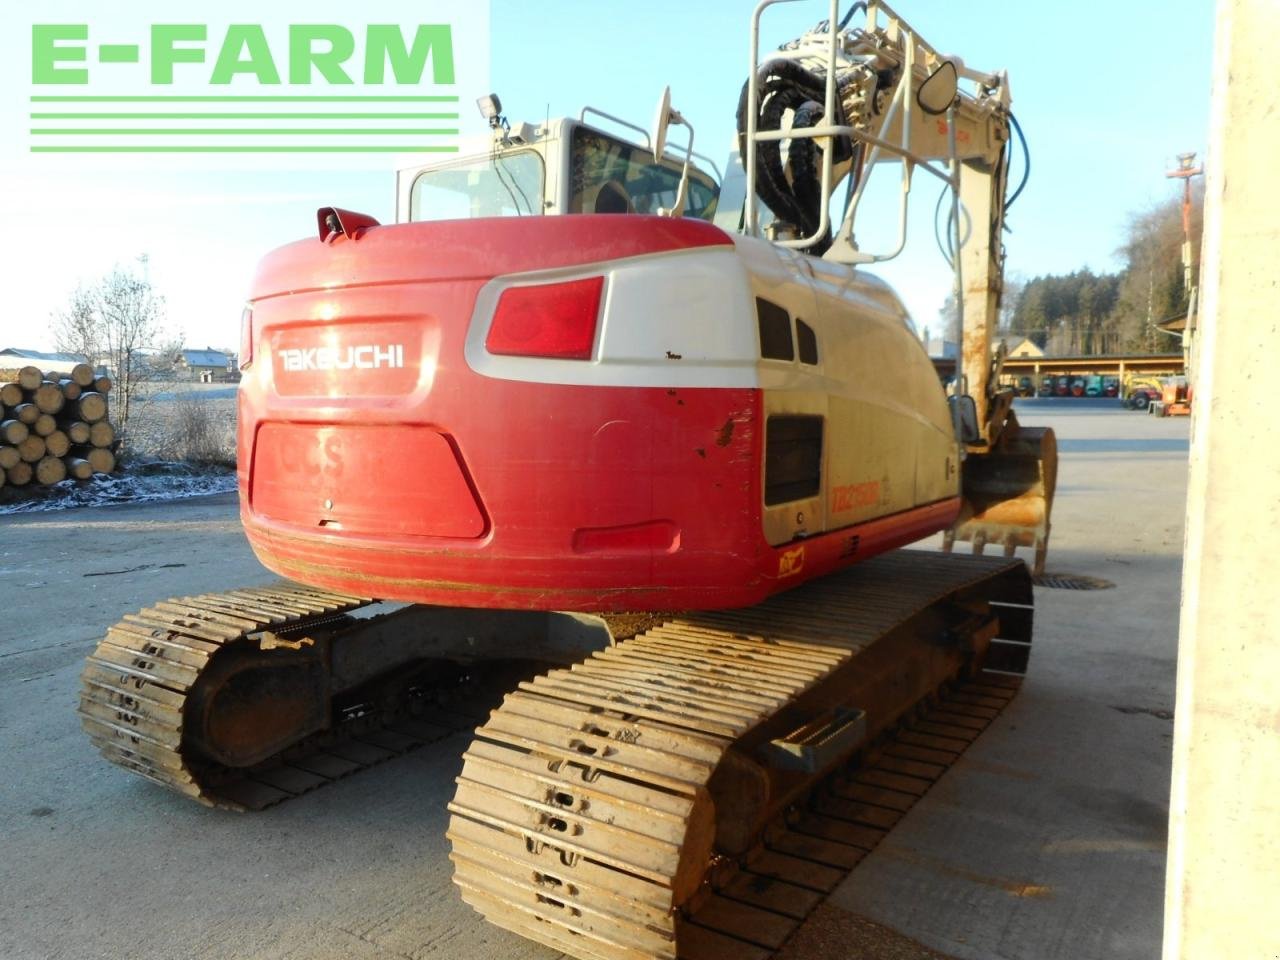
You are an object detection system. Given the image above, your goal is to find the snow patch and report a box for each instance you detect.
[0,460,237,514]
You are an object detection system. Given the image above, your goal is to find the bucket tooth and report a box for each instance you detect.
[949,423,1058,575]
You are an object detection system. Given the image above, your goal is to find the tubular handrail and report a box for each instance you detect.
[579,105,723,183]
[742,0,987,326]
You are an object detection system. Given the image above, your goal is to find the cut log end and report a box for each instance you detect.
[18,435,47,463]
[77,392,108,423]
[87,447,116,475]
[35,456,67,486]
[71,363,96,387]
[64,457,93,480]
[7,460,33,486]
[89,420,115,448]
[17,366,42,391]
[45,430,70,458]
[1,419,29,446]
[34,382,66,415]
[34,413,57,438]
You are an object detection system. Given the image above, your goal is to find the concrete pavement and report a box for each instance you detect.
[796,399,1188,959]
[0,398,1188,960]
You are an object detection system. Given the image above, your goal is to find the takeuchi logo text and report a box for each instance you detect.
[280,345,406,372]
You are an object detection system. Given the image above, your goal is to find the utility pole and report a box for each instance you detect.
[1146,272,1155,354]
[1165,152,1204,379]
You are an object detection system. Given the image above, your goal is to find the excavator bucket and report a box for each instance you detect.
[944,419,1057,576]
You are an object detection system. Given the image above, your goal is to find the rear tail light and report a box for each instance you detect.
[239,306,253,371]
[486,276,604,360]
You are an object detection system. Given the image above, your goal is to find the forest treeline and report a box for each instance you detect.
[945,186,1202,356]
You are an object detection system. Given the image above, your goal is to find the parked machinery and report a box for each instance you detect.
[1124,376,1164,409]
[1150,376,1192,416]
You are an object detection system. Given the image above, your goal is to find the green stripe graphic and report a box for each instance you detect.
[30,95,460,103]
[32,128,459,136]
[30,112,460,120]
[27,93,463,153]
[30,145,460,153]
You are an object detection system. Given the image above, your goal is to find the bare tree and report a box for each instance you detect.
[939,273,1023,349]
[939,291,960,346]
[999,274,1026,336]
[1109,188,1201,351]
[96,263,165,439]
[54,259,168,445]
[52,286,101,364]
[155,338,186,374]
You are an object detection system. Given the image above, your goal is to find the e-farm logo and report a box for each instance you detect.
[27,21,463,155]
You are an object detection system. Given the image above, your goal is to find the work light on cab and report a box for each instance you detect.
[485,276,604,360]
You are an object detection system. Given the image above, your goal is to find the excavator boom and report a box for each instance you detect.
[740,0,1056,571]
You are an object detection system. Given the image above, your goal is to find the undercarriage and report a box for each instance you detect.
[81,549,1030,958]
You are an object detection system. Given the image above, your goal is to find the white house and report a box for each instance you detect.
[0,347,93,376]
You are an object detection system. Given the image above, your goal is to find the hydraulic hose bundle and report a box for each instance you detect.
[736,57,862,254]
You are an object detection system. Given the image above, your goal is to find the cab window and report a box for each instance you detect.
[569,127,718,220]
[410,151,544,221]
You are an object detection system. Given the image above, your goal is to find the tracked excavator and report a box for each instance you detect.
[80,2,1056,957]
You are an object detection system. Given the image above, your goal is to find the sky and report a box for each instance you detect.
[0,0,1214,354]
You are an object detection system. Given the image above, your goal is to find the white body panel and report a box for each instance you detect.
[464,248,761,389]
[463,233,959,548]
[401,114,959,551]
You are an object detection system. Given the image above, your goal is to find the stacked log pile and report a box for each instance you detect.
[0,364,117,489]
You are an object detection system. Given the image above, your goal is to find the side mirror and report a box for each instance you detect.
[650,86,673,163]
[917,60,958,116]
[949,394,981,445]
[647,86,695,218]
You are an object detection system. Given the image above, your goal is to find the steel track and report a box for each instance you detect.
[446,552,1030,960]
[674,672,1019,959]
[77,582,500,810]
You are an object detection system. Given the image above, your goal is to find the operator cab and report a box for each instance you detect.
[395,115,720,224]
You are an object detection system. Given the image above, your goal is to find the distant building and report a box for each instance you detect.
[1157,312,1187,338]
[178,349,233,379]
[0,347,93,376]
[1005,337,1044,358]
[925,337,959,359]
